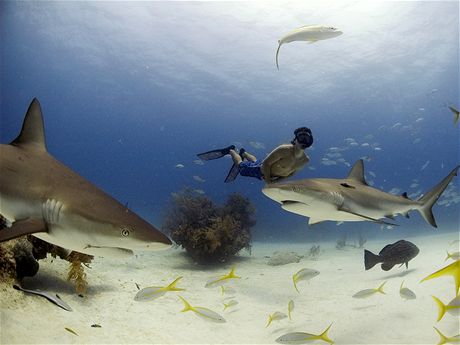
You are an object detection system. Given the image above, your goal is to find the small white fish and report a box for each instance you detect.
[374,147,382,151]
[415,117,424,123]
[249,141,265,149]
[419,108,425,111]
[432,295,460,321]
[193,175,206,182]
[266,311,287,327]
[293,268,320,293]
[193,159,204,166]
[275,25,342,69]
[220,285,236,296]
[421,160,430,171]
[399,281,416,300]
[276,323,334,344]
[134,276,185,301]
[353,281,386,299]
[368,171,376,178]
[361,143,370,147]
[178,296,226,323]
[410,183,419,188]
[205,267,240,288]
[349,142,359,147]
[288,300,295,320]
[193,189,205,195]
[223,300,238,311]
[174,164,185,169]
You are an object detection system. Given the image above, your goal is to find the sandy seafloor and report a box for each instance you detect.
[1,231,459,345]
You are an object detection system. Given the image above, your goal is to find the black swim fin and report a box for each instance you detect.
[197,145,235,161]
[224,163,239,183]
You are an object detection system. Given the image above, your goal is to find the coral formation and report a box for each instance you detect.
[164,189,255,263]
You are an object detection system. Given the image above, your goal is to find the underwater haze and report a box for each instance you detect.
[1,0,459,242]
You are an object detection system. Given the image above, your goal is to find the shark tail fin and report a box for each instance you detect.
[364,249,381,270]
[416,166,459,227]
[11,98,47,151]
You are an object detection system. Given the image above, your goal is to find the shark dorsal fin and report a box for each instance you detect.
[11,98,47,151]
[346,160,367,184]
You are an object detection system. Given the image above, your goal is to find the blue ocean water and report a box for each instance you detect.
[1,1,458,243]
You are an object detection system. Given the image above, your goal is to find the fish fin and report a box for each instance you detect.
[431,296,447,322]
[275,42,282,70]
[308,40,318,44]
[308,217,325,225]
[266,315,273,327]
[405,262,408,269]
[401,192,410,199]
[445,251,451,262]
[0,218,48,242]
[381,263,395,271]
[376,281,386,294]
[166,276,185,292]
[364,250,381,270]
[416,165,459,227]
[319,323,334,344]
[433,326,449,345]
[455,112,460,125]
[178,295,193,312]
[346,160,367,185]
[292,274,300,293]
[10,98,47,151]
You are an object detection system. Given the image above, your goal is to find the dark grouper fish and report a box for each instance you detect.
[364,240,420,271]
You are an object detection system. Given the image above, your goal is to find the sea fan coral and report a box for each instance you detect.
[164,189,255,263]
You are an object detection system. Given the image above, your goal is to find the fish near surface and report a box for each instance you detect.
[364,240,419,271]
[275,25,342,69]
[262,159,459,227]
[0,99,172,257]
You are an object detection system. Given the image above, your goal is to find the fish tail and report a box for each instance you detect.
[432,296,447,322]
[275,41,282,70]
[318,323,334,344]
[167,276,185,291]
[178,295,193,312]
[223,303,229,311]
[293,274,300,293]
[377,281,386,294]
[433,326,448,345]
[416,166,459,227]
[445,251,451,262]
[364,249,381,270]
[266,315,273,328]
[228,266,241,279]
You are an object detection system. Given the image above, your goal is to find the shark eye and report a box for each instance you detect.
[121,228,130,237]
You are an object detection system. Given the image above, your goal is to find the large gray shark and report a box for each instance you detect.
[0,98,172,257]
[262,160,459,227]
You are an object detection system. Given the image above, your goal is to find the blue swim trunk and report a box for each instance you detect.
[239,160,264,180]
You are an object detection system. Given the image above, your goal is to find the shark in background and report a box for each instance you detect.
[0,98,172,257]
[262,159,459,227]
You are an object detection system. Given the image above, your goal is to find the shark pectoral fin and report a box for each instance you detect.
[338,206,398,226]
[308,217,325,225]
[0,218,47,242]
